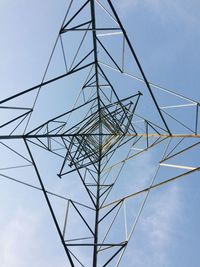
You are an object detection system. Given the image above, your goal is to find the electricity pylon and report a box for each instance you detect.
[0,0,199,266]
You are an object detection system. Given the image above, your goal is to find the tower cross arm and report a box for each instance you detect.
[0,133,199,140]
[126,133,200,138]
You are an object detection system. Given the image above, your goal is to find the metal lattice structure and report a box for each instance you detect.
[1,1,199,266]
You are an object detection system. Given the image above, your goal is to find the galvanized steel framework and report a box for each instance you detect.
[1,0,199,266]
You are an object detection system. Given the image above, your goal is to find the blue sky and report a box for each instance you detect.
[0,0,199,266]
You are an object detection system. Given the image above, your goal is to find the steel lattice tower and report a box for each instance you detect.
[1,1,199,266]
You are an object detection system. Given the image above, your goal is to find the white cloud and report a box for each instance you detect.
[126,184,182,267]
[0,208,39,267]
[0,206,68,267]
[143,185,180,247]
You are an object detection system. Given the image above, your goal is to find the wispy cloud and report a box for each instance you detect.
[0,208,39,267]
[142,185,180,249]
[126,184,181,267]
[0,207,69,267]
